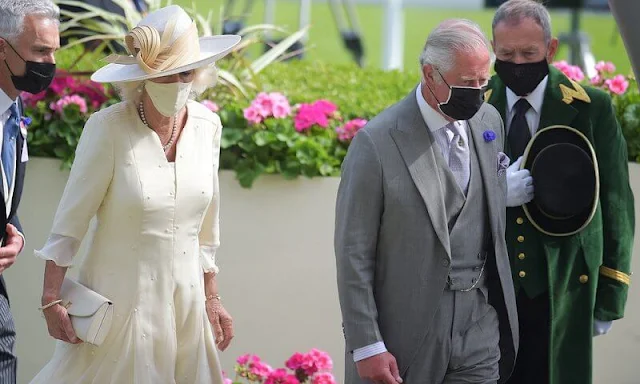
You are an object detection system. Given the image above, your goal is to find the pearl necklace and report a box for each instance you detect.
[138,101,177,153]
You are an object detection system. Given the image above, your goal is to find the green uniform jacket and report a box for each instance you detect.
[485,66,635,384]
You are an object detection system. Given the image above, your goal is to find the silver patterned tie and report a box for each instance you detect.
[447,122,470,195]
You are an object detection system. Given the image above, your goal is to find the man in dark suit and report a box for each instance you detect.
[484,1,635,383]
[0,0,60,381]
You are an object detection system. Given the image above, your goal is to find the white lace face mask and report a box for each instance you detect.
[144,80,193,116]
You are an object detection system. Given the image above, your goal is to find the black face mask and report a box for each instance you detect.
[427,71,485,121]
[2,40,55,94]
[494,58,549,96]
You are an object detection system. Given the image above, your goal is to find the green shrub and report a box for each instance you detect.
[614,86,640,162]
[255,60,417,119]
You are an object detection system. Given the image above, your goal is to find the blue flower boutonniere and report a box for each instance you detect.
[20,116,32,127]
[483,130,496,142]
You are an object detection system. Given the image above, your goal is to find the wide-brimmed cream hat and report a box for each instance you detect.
[91,5,240,83]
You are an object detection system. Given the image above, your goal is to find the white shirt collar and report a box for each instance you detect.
[0,89,15,117]
[506,75,548,115]
[415,83,463,133]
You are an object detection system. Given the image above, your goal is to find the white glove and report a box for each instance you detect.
[593,319,613,336]
[506,156,534,207]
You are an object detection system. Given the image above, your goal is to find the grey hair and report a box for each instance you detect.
[0,0,59,43]
[113,65,219,103]
[492,0,552,45]
[419,18,491,77]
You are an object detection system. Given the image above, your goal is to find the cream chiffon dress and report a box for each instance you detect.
[29,100,225,384]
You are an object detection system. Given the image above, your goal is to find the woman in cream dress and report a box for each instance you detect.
[30,6,241,383]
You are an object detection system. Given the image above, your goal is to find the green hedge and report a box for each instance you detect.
[256,61,417,120]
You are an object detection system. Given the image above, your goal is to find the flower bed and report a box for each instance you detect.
[225,349,336,384]
[22,59,639,188]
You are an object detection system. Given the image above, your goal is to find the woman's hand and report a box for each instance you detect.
[42,302,82,344]
[205,296,234,351]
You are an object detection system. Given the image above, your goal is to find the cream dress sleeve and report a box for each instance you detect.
[198,113,222,274]
[35,111,114,266]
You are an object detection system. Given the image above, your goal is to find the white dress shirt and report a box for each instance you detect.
[351,85,469,362]
[505,76,549,138]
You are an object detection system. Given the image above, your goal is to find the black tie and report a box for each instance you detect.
[508,98,532,159]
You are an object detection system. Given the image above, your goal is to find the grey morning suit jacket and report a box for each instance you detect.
[335,90,519,383]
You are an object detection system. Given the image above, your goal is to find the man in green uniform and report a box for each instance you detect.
[484,1,635,383]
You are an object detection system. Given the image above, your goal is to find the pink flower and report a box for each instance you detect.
[336,118,367,142]
[286,348,334,377]
[272,102,292,119]
[222,370,233,384]
[590,75,602,85]
[237,354,251,365]
[244,92,292,122]
[201,100,220,112]
[248,360,273,380]
[553,60,584,82]
[243,105,263,125]
[312,372,337,384]
[264,368,300,384]
[309,349,333,371]
[312,100,337,116]
[254,92,274,118]
[49,75,76,95]
[72,82,109,109]
[294,104,330,132]
[595,60,616,73]
[605,74,629,95]
[49,94,88,115]
[20,91,47,107]
[285,352,305,371]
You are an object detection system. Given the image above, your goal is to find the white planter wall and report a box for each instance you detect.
[5,157,640,383]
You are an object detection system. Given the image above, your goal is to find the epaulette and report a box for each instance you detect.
[559,79,591,105]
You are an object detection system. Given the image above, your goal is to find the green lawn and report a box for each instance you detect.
[173,0,631,76]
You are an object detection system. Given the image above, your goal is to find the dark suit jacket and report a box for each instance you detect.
[0,97,27,300]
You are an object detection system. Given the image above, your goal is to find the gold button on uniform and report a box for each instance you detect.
[519,271,526,278]
[518,253,526,260]
[517,235,525,243]
[516,217,524,224]
[579,275,589,284]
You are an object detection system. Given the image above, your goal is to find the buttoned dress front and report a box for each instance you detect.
[30,100,224,384]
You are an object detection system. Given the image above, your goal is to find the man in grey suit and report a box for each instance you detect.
[335,19,519,384]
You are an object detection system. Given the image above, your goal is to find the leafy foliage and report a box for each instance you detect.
[614,80,640,161]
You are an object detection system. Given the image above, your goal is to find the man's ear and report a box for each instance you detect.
[422,64,437,88]
[546,37,559,63]
[0,39,7,61]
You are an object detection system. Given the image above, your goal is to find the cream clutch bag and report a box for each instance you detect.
[60,278,114,346]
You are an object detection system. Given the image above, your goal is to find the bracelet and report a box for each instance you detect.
[205,294,221,302]
[39,299,62,311]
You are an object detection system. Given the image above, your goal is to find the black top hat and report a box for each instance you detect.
[520,125,599,237]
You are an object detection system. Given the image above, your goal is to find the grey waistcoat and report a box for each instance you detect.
[433,127,490,291]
